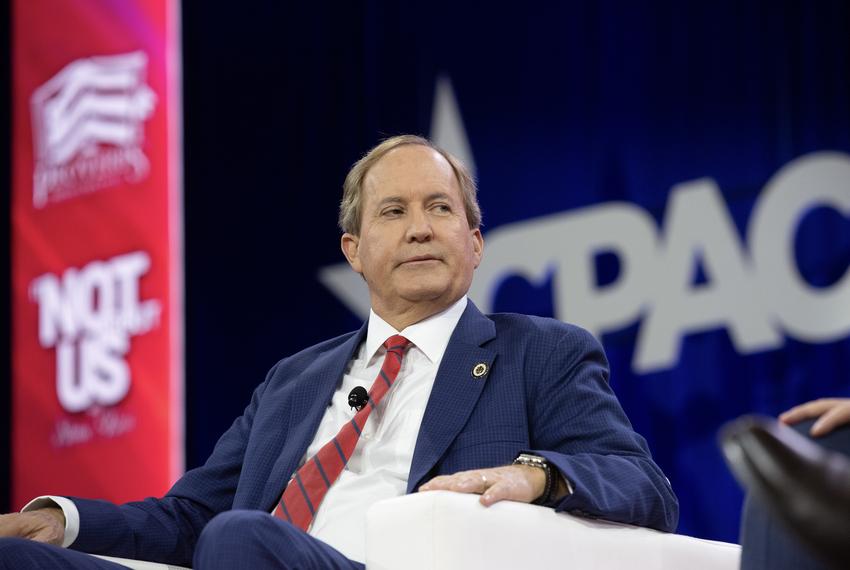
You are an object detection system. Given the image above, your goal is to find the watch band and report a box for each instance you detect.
[513,453,553,505]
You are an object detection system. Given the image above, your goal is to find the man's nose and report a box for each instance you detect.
[405,208,433,242]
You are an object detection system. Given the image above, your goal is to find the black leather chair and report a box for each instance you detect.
[720,416,850,570]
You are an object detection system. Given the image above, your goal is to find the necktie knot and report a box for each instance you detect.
[383,334,411,353]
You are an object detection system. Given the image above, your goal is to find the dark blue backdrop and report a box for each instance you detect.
[3,0,849,545]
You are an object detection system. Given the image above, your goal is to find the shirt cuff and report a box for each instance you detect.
[21,496,80,548]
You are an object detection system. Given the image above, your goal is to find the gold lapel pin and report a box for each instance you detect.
[471,362,489,378]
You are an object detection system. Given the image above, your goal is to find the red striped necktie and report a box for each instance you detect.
[274,334,412,531]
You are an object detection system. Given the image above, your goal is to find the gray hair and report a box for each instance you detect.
[338,134,482,235]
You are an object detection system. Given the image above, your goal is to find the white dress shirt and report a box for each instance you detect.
[302,295,467,561]
[26,296,468,563]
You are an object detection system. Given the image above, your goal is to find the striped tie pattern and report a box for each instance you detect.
[274,334,411,530]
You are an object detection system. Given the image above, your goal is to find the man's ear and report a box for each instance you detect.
[341,233,362,274]
[471,228,484,269]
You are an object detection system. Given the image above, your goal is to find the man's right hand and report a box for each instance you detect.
[0,508,66,545]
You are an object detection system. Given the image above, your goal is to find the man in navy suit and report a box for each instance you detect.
[0,135,678,569]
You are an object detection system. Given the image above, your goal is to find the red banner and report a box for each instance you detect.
[11,0,183,508]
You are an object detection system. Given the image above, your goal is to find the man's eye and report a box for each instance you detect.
[433,204,451,213]
[382,208,404,216]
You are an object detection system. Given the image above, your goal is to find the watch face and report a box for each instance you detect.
[515,454,547,467]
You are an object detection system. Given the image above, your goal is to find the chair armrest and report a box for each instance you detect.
[92,554,191,569]
[366,491,740,570]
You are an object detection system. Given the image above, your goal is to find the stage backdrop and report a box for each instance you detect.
[10,0,182,508]
[5,1,849,546]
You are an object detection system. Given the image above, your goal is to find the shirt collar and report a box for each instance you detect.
[365,296,468,364]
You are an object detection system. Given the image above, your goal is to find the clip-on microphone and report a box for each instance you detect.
[348,386,369,411]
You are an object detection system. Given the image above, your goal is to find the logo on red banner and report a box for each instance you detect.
[30,51,157,209]
[12,0,182,507]
[30,251,162,446]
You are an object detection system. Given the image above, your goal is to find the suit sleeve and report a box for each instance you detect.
[527,327,679,532]
[66,360,281,567]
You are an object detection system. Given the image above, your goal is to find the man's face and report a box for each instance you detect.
[341,145,484,321]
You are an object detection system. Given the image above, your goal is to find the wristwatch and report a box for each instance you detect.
[513,453,555,505]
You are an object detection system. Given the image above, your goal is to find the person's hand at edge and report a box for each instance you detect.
[0,508,66,546]
[779,398,850,437]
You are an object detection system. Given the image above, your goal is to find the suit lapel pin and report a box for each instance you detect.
[471,362,489,378]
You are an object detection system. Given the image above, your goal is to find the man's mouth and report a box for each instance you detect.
[400,255,440,266]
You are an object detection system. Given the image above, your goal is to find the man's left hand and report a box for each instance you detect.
[419,465,545,507]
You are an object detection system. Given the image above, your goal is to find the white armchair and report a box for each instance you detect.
[366,492,740,570]
[91,491,740,569]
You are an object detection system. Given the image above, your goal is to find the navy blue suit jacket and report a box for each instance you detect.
[69,302,679,566]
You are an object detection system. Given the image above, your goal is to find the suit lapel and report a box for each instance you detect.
[260,323,368,508]
[407,302,497,492]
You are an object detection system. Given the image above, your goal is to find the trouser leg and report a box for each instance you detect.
[0,537,129,569]
[194,510,365,570]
